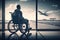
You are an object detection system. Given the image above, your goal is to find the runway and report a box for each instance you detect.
[0,20,60,40]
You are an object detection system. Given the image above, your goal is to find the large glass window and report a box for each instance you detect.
[38,0,60,29]
[5,0,36,40]
[37,0,60,40]
[1,0,60,40]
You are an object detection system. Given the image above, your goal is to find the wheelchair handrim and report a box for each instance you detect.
[8,20,19,33]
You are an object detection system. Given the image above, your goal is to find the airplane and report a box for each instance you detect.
[38,11,48,16]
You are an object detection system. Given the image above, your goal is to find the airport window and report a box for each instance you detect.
[1,0,60,40]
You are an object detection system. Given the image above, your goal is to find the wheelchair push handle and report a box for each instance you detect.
[9,12,13,14]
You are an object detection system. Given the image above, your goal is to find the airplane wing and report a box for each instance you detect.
[38,11,43,14]
[38,11,48,16]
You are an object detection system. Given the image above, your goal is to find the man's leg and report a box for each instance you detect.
[24,19,29,28]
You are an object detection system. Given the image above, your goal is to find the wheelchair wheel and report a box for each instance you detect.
[19,23,28,34]
[8,20,19,33]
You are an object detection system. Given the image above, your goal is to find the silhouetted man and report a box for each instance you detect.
[12,5,28,26]
[12,5,32,35]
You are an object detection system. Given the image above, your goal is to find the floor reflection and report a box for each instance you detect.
[5,30,60,40]
[7,33,19,40]
[6,31,32,40]
[4,20,60,40]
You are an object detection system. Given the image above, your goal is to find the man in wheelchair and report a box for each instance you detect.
[12,5,29,26]
[9,5,32,36]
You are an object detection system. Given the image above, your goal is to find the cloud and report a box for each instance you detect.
[52,4,58,8]
[5,3,36,20]
[47,10,60,15]
[46,10,60,20]
[38,9,60,20]
[5,0,60,20]
[20,0,28,1]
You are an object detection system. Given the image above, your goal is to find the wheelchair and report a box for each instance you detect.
[8,12,31,34]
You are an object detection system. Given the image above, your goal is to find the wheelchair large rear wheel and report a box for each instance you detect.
[8,20,19,33]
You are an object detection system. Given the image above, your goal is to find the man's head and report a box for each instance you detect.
[16,5,21,9]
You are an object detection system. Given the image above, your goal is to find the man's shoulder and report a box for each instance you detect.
[14,9,18,11]
[15,9,21,12]
[14,9,22,14]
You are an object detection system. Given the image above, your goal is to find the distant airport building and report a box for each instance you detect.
[50,18,56,21]
[42,19,47,21]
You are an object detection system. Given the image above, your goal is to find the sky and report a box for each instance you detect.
[0,0,60,20]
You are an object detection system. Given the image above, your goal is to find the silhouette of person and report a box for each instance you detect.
[12,5,29,27]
